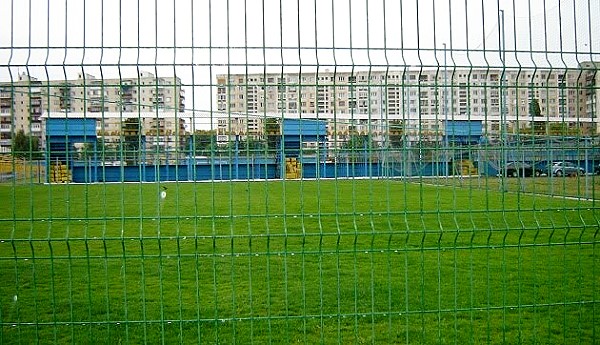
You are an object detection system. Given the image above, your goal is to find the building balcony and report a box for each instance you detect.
[146,129,167,136]
[120,92,134,101]
[120,84,134,91]
[122,130,140,137]
[121,96,134,103]
[87,107,107,113]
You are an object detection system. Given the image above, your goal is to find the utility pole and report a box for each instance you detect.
[499,9,508,191]
[443,43,449,177]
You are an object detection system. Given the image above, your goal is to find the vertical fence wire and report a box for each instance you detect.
[0,0,599,343]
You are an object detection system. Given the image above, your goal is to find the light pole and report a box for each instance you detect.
[443,43,449,177]
[499,9,508,191]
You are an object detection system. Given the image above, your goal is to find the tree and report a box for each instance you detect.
[79,142,95,160]
[264,118,281,150]
[529,98,541,118]
[122,118,141,164]
[342,134,372,150]
[342,134,378,162]
[79,138,108,160]
[187,130,217,156]
[387,120,404,148]
[12,130,40,158]
[93,138,113,161]
[529,98,544,134]
[239,137,266,154]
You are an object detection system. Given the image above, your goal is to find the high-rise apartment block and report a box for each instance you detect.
[0,72,186,153]
[44,71,184,114]
[216,64,598,147]
[0,73,43,151]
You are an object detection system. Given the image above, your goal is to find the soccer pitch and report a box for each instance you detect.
[1,178,599,343]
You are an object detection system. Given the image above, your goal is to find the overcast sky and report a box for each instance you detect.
[1,0,598,120]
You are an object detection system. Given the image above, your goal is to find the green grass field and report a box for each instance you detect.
[1,178,599,343]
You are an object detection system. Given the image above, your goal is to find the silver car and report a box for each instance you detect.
[551,162,585,177]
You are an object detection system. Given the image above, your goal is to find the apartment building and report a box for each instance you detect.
[44,71,185,114]
[0,71,186,153]
[216,64,598,147]
[581,61,599,131]
[504,69,593,135]
[0,73,43,152]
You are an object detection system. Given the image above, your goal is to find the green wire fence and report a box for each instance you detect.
[1,0,599,343]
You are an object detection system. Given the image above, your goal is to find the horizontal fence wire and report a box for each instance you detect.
[1,0,600,343]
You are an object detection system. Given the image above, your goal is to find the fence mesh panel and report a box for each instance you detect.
[1,0,599,343]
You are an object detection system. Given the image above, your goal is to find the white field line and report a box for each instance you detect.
[415,177,599,203]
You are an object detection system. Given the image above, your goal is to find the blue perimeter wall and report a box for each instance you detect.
[72,161,450,182]
[70,159,599,183]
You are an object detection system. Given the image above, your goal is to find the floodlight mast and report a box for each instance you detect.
[443,43,448,177]
[499,9,508,191]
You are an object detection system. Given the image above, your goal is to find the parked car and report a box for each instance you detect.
[532,161,551,176]
[551,162,585,177]
[503,161,541,177]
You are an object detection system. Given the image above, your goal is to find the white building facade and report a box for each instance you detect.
[216,65,598,147]
[0,71,186,153]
